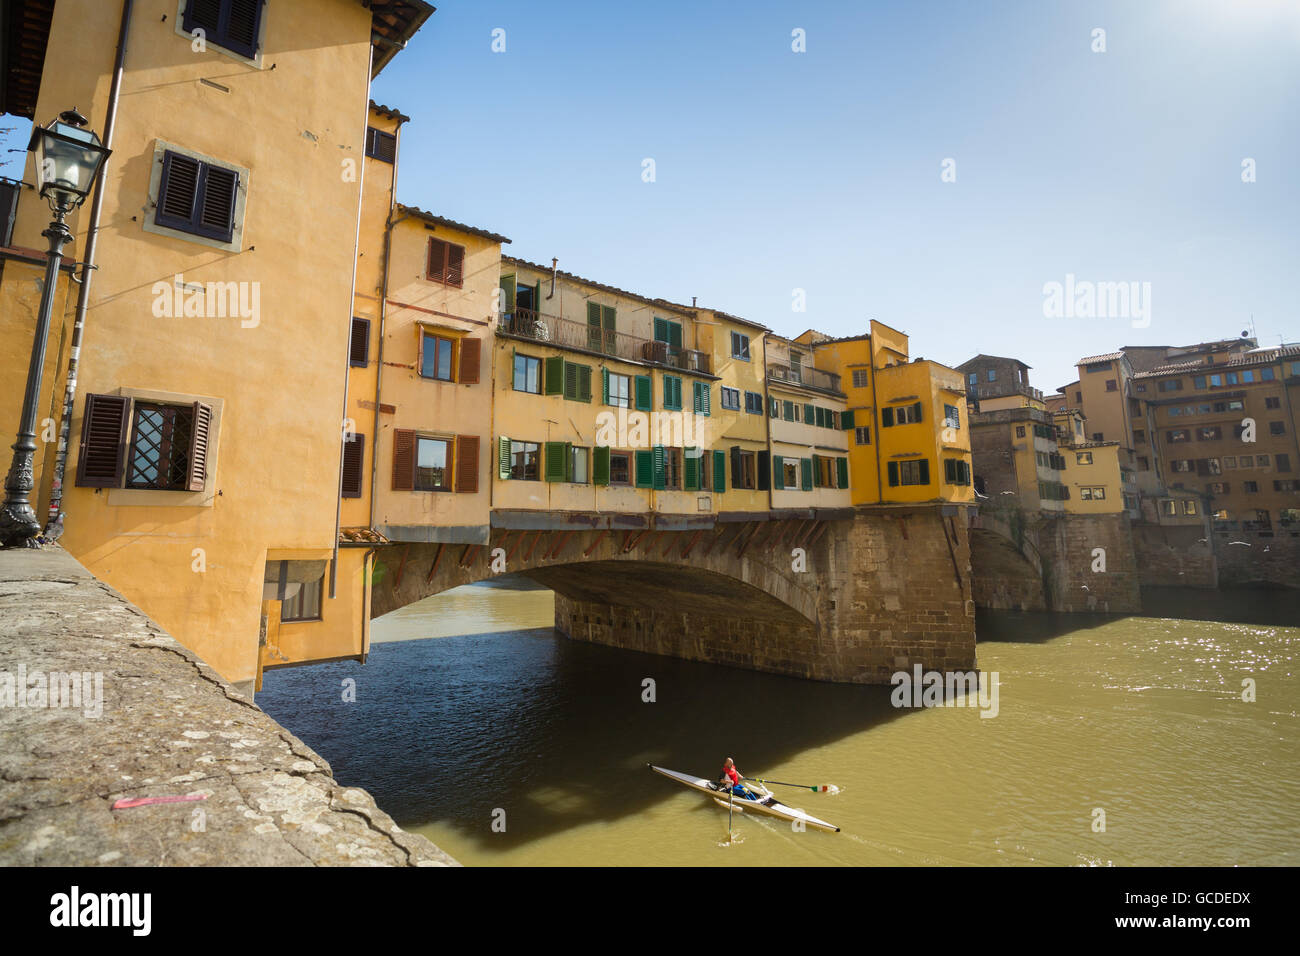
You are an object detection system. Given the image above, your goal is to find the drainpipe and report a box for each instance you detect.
[331,46,374,600]
[548,258,557,299]
[368,205,410,530]
[869,337,885,504]
[45,0,134,531]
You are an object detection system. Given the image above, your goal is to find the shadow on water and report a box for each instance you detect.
[258,627,921,852]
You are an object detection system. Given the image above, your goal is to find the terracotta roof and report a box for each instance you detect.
[369,100,411,123]
[502,256,692,316]
[1078,352,1124,365]
[339,528,391,545]
[368,1,436,76]
[1134,344,1300,378]
[399,204,510,244]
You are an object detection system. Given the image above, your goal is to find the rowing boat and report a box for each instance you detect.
[649,765,840,833]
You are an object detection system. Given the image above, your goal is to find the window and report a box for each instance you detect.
[852,369,870,388]
[855,426,871,445]
[1270,421,1286,436]
[665,448,682,489]
[1181,501,1198,516]
[182,0,263,59]
[1209,374,1222,387]
[730,448,757,489]
[510,441,540,480]
[692,381,711,416]
[720,387,741,410]
[513,353,541,393]
[426,237,465,287]
[1075,391,1083,403]
[967,372,977,385]
[1207,482,1228,495]
[349,317,370,367]
[1193,376,1206,390]
[1224,456,1238,469]
[1085,362,1109,373]
[1278,454,1292,473]
[943,404,960,429]
[609,452,631,486]
[154,150,240,243]
[814,455,835,488]
[782,459,799,488]
[281,576,323,623]
[341,433,365,499]
[570,446,590,484]
[602,371,630,407]
[1092,432,1103,441]
[1197,426,1221,441]
[545,359,593,402]
[1137,457,1149,470]
[663,375,684,411]
[783,400,798,422]
[744,391,764,415]
[987,369,996,382]
[1167,429,1190,443]
[1239,455,1253,467]
[1266,396,1281,409]
[653,317,683,349]
[1258,454,1270,467]
[1171,459,1192,473]
[888,459,930,486]
[1133,429,1145,444]
[882,402,923,427]
[1076,452,1093,465]
[1105,379,1118,392]
[1015,425,1026,438]
[365,127,397,163]
[943,458,971,485]
[415,437,452,491]
[125,402,205,491]
[731,332,750,360]
[421,332,455,381]
[1157,379,1183,393]
[1160,500,1177,516]
[769,395,780,418]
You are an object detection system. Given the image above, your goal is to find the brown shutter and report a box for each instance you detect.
[427,238,445,282]
[349,317,370,367]
[342,433,365,498]
[458,336,481,384]
[391,429,415,490]
[455,435,479,493]
[75,394,132,488]
[446,243,464,287]
[186,402,213,491]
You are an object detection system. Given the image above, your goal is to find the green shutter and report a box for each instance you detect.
[773,455,785,490]
[587,302,602,351]
[811,454,821,488]
[669,321,682,349]
[544,441,566,482]
[700,383,710,417]
[913,401,924,422]
[593,446,610,485]
[730,446,741,486]
[635,450,653,488]
[800,457,813,491]
[713,450,726,493]
[544,356,564,395]
[881,406,894,427]
[498,436,511,479]
[635,375,652,411]
[654,317,668,342]
[888,461,899,487]
[757,451,770,491]
[602,305,616,332]
[919,458,930,484]
[783,401,794,422]
[500,274,516,312]
[685,447,700,490]
[601,367,609,404]
[578,364,592,402]
[842,409,855,430]
[837,457,849,489]
[804,403,815,424]
[652,445,666,490]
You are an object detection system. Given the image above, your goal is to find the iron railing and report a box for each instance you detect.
[767,362,842,394]
[499,307,710,373]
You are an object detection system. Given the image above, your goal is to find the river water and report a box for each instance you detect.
[258,578,1299,866]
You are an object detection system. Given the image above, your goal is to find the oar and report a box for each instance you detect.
[748,777,837,793]
[727,784,734,842]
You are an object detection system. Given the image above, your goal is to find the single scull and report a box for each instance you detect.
[649,765,840,833]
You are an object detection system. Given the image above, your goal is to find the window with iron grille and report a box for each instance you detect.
[852,369,870,388]
[126,403,196,490]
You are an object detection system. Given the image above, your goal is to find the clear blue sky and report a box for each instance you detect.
[376,0,1299,392]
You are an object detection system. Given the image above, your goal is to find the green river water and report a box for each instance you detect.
[258,580,1299,866]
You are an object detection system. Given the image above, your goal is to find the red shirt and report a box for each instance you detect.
[723,766,741,786]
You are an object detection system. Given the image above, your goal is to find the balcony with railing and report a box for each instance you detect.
[498,307,710,374]
[766,362,843,395]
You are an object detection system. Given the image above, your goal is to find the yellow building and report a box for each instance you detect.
[0,0,433,695]
[494,258,718,526]
[767,334,851,512]
[814,322,972,507]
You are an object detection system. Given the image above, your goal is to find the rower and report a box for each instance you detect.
[719,757,755,800]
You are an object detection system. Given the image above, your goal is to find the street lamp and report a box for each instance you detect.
[0,110,110,549]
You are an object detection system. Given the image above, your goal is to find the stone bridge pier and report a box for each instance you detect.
[370,506,976,684]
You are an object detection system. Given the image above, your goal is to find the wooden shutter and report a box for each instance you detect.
[578,365,592,402]
[365,128,397,163]
[544,442,566,482]
[391,429,415,490]
[498,436,511,479]
[730,446,741,485]
[804,403,815,424]
[350,317,370,367]
[800,457,813,491]
[499,275,516,314]
[455,435,479,493]
[635,450,653,488]
[564,363,578,400]
[773,456,785,490]
[341,433,365,498]
[919,459,930,484]
[198,165,239,241]
[635,375,652,411]
[445,243,465,287]
[601,368,610,404]
[75,393,132,488]
[155,152,200,231]
[544,356,564,395]
[654,317,667,342]
[881,406,895,427]
[593,446,610,486]
[458,337,481,384]
[757,451,770,491]
[587,302,603,350]
[912,401,924,422]
[888,461,899,487]
[427,238,446,282]
[184,0,222,36]
[837,457,849,489]
[684,448,699,491]
[652,445,666,490]
[712,450,726,493]
[224,0,263,57]
[184,402,214,492]
[841,409,855,430]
